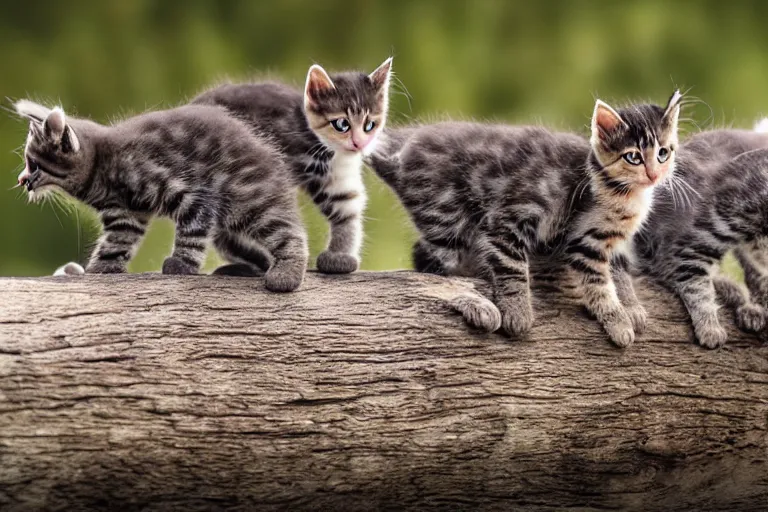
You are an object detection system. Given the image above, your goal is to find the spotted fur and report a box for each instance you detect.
[15,100,308,292]
[193,58,392,274]
[367,93,682,347]
[633,125,768,347]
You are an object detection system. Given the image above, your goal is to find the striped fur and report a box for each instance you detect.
[193,58,392,274]
[15,101,308,292]
[633,125,768,347]
[367,93,682,347]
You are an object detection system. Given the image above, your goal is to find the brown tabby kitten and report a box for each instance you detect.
[368,92,682,347]
[15,100,308,292]
[193,58,392,274]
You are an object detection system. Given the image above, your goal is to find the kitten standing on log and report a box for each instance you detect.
[14,101,308,292]
[193,57,393,274]
[368,92,682,347]
[633,121,768,347]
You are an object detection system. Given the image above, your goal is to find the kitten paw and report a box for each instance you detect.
[736,304,766,333]
[695,320,728,349]
[497,297,534,338]
[316,251,359,274]
[602,311,635,348]
[212,263,264,277]
[162,257,198,275]
[86,262,127,274]
[449,293,502,332]
[265,260,305,292]
[53,262,85,276]
[625,304,648,334]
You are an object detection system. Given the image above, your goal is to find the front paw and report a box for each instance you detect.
[265,259,306,292]
[162,257,198,275]
[625,304,648,334]
[736,304,766,333]
[316,251,359,274]
[695,318,728,349]
[86,261,127,274]
[602,309,635,348]
[497,296,534,338]
[53,262,85,276]
[449,293,502,333]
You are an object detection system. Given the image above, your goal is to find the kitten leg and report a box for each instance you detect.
[478,234,534,337]
[566,242,634,348]
[675,275,728,349]
[735,244,768,308]
[249,212,309,293]
[314,187,367,274]
[712,274,766,333]
[87,209,149,274]
[611,255,647,334]
[163,195,214,275]
[211,230,271,277]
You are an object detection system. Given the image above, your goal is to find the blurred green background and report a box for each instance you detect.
[1,0,766,276]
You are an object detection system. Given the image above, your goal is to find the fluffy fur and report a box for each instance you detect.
[193,57,392,274]
[15,100,308,292]
[367,92,682,347]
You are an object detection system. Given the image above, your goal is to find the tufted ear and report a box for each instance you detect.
[591,99,626,141]
[663,89,682,133]
[14,99,51,124]
[42,107,80,152]
[304,64,335,108]
[369,56,393,92]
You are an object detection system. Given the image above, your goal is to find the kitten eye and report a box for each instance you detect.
[364,120,376,132]
[622,151,643,166]
[330,118,350,133]
[657,147,670,163]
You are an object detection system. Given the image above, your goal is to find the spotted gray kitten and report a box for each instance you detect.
[633,123,768,347]
[368,92,682,347]
[193,58,392,274]
[15,100,308,292]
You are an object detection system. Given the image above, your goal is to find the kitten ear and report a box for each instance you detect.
[14,99,51,124]
[304,64,335,107]
[592,100,626,140]
[43,107,80,152]
[369,57,393,91]
[663,89,682,131]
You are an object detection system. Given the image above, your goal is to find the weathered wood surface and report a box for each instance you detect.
[0,272,766,511]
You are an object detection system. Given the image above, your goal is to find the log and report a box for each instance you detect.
[0,272,766,511]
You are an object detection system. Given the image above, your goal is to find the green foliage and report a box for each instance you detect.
[2,0,766,276]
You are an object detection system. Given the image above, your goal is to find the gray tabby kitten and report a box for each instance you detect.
[14,100,308,292]
[368,92,682,347]
[633,123,768,347]
[193,58,393,274]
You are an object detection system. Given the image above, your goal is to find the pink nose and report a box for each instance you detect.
[17,169,30,186]
[645,167,659,183]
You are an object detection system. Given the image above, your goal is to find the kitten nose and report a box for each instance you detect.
[645,166,659,183]
[17,169,30,186]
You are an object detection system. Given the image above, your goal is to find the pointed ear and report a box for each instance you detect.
[304,64,335,107]
[663,89,682,131]
[369,57,393,91]
[14,99,51,124]
[592,100,626,140]
[44,107,67,142]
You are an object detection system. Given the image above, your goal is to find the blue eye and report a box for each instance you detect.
[330,118,350,133]
[657,147,670,163]
[622,151,643,165]
[364,120,376,132]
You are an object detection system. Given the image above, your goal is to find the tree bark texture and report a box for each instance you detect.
[0,272,766,511]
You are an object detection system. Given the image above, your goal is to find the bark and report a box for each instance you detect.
[0,272,766,512]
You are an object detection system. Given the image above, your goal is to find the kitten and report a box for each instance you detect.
[192,57,393,274]
[632,121,768,347]
[367,92,682,347]
[15,100,308,292]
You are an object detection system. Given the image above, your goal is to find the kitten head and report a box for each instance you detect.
[14,100,95,202]
[303,57,392,156]
[590,90,682,192]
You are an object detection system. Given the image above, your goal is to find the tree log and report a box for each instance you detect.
[0,272,766,511]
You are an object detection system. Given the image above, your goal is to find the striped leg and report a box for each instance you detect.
[313,183,367,274]
[248,211,309,293]
[735,242,768,308]
[163,194,214,275]
[566,237,633,347]
[87,209,149,274]
[611,254,647,334]
[211,230,270,277]
[675,274,728,349]
[713,274,766,333]
[477,229,534,337]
